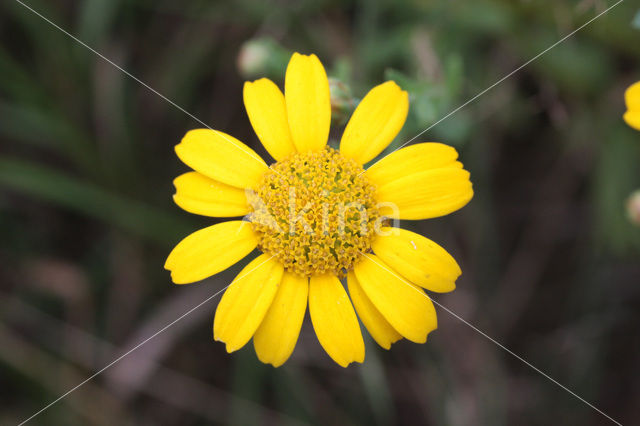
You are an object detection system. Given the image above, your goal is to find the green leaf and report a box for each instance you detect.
[77,0,121,45]
[0,158,194,245]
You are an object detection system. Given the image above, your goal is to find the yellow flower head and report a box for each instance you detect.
[624,81,640,131]
[165,52,473,367]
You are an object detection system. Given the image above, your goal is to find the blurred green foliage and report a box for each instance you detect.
[1,0,639,425]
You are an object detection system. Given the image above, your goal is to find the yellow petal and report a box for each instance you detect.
[213,254,284,352]
[366,143,461,185]
[173,172,250,217]
[377,167,473,220]
[243,78,297,161]
[354,254,437,343]
[309,274,364,367]
[175,129,268,189]
[285,53,330,152]
[347,271,401,349]
[371,227,461,293]
[625,81,640,110]
[253,272,308,367]
[339,81,409,164]
[165,221,257,284]
[623,110,640,131]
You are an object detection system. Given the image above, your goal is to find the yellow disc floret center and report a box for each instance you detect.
[249,147,379,277]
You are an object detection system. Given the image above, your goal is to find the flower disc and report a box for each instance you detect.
[250,147,379,277]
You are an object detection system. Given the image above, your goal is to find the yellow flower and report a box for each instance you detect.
[624,81,640,131]
[165,52,473,367]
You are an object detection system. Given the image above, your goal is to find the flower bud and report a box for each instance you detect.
[329,78,356,126]
[626,190,640,226]
[237,39,270,78]
[237,38,289,80]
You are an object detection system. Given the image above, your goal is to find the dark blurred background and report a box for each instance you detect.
[1,0,639,425]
